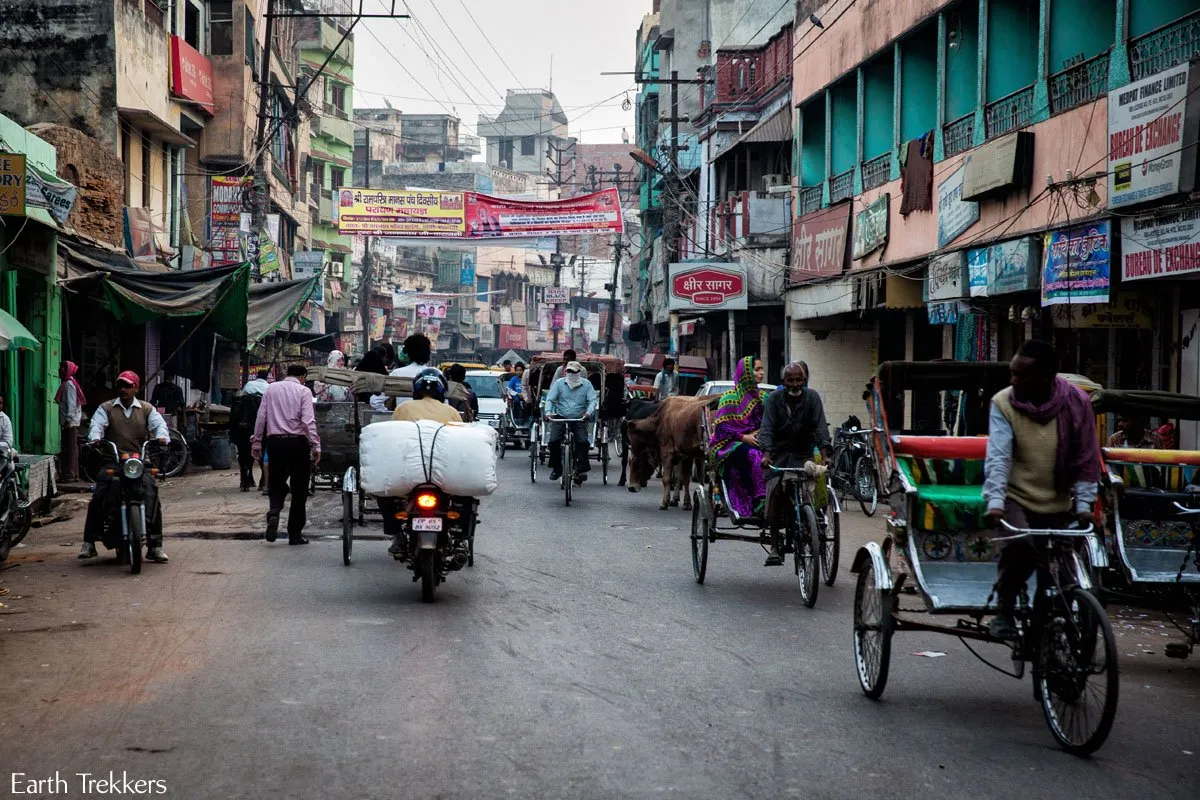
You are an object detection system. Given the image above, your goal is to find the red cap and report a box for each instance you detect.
[116,370,141,390]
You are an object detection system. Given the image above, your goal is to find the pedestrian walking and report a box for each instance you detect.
[0,395,13,448]
[251,364,320,545]
[56,360,84,481]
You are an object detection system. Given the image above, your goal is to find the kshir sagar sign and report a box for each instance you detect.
[667,262,748,311]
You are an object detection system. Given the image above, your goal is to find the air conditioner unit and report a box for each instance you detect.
[762,174,786,191]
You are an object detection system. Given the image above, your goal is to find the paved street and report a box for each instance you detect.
[2,458,1198,799]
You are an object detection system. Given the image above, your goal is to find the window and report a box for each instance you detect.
[184,0,202,51]
[330,83,346,114]
[520,136,535,156]
[476,276,490,303]
[246,8,257,77]
[210,1,233,55]
[144,0,164,28]
[330,168,345,192]
[499,138,514,167]
[313,161,325,189]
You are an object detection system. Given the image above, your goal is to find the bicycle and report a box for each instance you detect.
[829,427,879,516]
[770,463,830,608]
[550,416,588,507]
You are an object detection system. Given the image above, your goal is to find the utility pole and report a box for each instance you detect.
[667,69,681,356]
[359,127,373,357]
[604,234,622,355]
[250,0,278,278]
[547,140,570,352]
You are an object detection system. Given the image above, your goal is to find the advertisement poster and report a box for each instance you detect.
[852,195,889,262]
[1108,62,1200,208]
[293,251,324,305]
[416,301,448,320]
[967,237,1039,297]
[499,325,527,349]
[337,187,623,240]
[210,176,251,264]
[25,164,76,223]
[791,203,851,280]
[0,152,26,217]
[1041,221,1111,306]
[937,165,980,247]
[667,262,748,311]
[1120,204,1200,281]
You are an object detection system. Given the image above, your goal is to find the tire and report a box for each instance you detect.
[529,438,538,484]
[600,426,610,486]
[81,446,105,484]
[821,505,841,587]
[853,558,893,699]
[498,425,507,460]
[419,550,437,603]
[127,505,144,575]
[854,456,879,517]
[829,446,849,500]
[467,534,475,567]
[0,481,19,561]
[147,430,189,478]
[690,495,709,584]
[1037,587,1119,756]
[794,503,820,608]
[563,442,573,507]
[341,490,354,566]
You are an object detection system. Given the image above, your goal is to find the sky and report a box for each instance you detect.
[352,0,649,145]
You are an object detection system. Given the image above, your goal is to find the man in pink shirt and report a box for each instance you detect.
[252,364,321,545]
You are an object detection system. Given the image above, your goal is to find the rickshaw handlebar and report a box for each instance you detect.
[993,519,1095,541]
[1172,501,1200,515]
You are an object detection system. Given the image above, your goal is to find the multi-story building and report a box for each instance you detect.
[786,0,1200,432]
[399,114,480,165]
[353,106,403,185]
[478,89,575,196]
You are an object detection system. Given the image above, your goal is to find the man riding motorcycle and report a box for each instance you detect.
[759,361,831,566]
[79,370,171,563]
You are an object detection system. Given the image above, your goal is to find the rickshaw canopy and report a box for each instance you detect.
[308,366,414,398]
[1090,389,1200,422]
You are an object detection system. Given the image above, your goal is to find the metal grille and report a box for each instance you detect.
[1131,11,1200,81]
[829,169,855,203]
[943,113,975,157]
[861,154,891,190]
[1049,51,1110,115]
[798,185,822,215]
[984,84,1035,139]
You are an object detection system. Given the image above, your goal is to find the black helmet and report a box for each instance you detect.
[412,368,447,402]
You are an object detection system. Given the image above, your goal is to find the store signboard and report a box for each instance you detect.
[966,237,1040,297]
[1041,221,1111,306]
[852,194,889,261]
[667,262,748,311]
[1120,204,1200,281]
[937,164,980,246]
[924,252,967,302]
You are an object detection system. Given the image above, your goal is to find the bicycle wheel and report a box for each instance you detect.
[81,446,105,484]
[854,456,879,517]
[829,445,849,499]
[341,490,354,566]
[1037,587,1119,756]
[0,482,15,562]
[147,430,189,478]
[690,493,708,584]
[529,436,538,484]
[600,425,610,485]
[794,503,819,608]
[853,557,893,699]
[563,441,573,506]
[821,504,841,587]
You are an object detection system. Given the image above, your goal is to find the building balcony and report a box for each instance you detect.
[829,169,855,204]
[985,84,1035,139]
[1049,50,1110,115]
[318,19,355,63]
[695,191,791,258]
[317,192,333,225]
[797,186,822,216]
[1131,10,1200,82]
[314,111,354,145]
[943,113,975,158]
[861,154,891,191]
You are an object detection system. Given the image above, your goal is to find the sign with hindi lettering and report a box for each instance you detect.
[668,262,748,311]
[937,164,980,247]
[791,202,850,281]
[967,236,1040,297]
[852,194,889,261]
[924,252,968,302]
[1041,221,1111,306]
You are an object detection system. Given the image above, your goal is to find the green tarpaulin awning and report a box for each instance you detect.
[247,276,319,345]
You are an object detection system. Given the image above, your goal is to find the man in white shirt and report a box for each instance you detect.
[0,394,13,449]
[242,369,270,397]
[375,333,434,412]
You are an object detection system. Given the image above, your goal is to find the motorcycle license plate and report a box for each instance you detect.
[412,517,442,532]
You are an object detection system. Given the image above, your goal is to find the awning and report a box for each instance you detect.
[247,276,319,345]
[58,237,251,342]
[118,108,197,147]
[713,106,792,161]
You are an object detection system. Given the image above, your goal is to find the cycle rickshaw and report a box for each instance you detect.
[689,390,840,607]
[1091,388,1200,660]
[852,361,1118,756]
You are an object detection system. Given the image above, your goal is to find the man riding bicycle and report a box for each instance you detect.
[545,360,596,484]
[759,361,831,566]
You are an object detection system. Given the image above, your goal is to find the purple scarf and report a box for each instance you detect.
[1009,377,1100,489]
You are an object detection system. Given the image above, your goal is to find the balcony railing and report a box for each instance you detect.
[829,169,855,204]
[798,186,822,216]
[943,113,975,157]
[861,154,891,191]
[1049,51,1111,115]
[1131,10,1200,81]
[323,102,348,120]
[985,84,1035,139]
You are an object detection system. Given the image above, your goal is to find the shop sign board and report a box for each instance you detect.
[169,35,215,108]
[966,237,1040,297]
[544,286,569,304]
[1120,204,1200,281]
[791,202,851,280]
[1041,221,1111,306]
[937,165,979,246]
[1051,291,1154,329]
[667,262,748,311]
[924,252,968,302]
[852,194,889,261]
[1108,61,1200,208]
[0,152,26,217]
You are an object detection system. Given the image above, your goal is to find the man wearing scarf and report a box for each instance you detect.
[983,339,1100,639]
[544,361,597,482]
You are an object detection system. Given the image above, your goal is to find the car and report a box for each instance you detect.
[464,369,507,428]
[695,380,778,397]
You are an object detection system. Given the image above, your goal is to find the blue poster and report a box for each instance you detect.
[1041,222,1111,306]
[460,254,476,287]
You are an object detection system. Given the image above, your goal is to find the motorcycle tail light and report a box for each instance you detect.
[415,493,438,510]
[446,511,461,520]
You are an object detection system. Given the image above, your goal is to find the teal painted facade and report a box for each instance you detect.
[830,79,857,174]
[1131,0,1197,37]
[986,0,1040,101]
[1049,0,1117,72]
[799,101,826,185]
[944,1,980,121]
[863,56,895,158]
[900,25,939,140]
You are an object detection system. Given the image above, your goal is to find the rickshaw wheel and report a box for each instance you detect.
[821,506,841,587]
[498,424,507,459]
[690,490,708,584]
[794,504,820,608]
[600,427,610,485]
[853,558,893,699]
[341,490,354,566]
[854,457,879,517]
[1037,587,1118,756]
[529,438,538,484]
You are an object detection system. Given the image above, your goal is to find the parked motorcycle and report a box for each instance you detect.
[393,483,477,602]
[86,440,158,574]
[0,442,32,562]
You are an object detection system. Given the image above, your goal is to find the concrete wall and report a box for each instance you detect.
[0,0,119,148]
[790,322,879,431]
[115,0,174,123]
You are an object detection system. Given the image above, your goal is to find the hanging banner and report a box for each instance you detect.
[337,187,623,239]
[293,251,325,305]
[25,164,77,223]
[210,175,251,264]
[416,301,448,320]
[1041,221,1112,306]
[258,225,280,275]
[499,325,527,349]
[1120,204,1200,281]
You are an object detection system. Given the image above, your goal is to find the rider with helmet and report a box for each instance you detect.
[385,367,463,555]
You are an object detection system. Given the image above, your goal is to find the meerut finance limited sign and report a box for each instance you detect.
[667,262,748,311]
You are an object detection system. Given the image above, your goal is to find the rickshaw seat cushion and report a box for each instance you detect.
[913,484,987,530]
[893,435,987,460]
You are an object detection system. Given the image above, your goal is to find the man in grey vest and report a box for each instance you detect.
[79,370,171,562]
